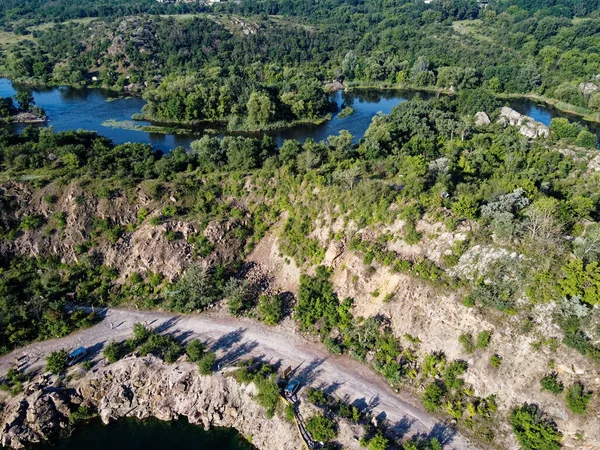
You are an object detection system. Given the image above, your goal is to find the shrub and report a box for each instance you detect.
[511,404,561,450]
[458,333,475,354]
[69,405,97,424]
[103,341,126,363]
[366,431,389,450]
[421,382,445,412]
[540,372,563,394]
[490,354,502,368]
[476,330,492,348]
[186,339,206,362]
[46,349,69,374]
[254,374,281,418]
[20,214,45,231]
[307,388,329,406]
[198,351,217,375]
[305,414,336,442]
[257,294,283,325]
[565,382,592,414]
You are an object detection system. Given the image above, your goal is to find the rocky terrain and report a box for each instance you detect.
[0,356,302,450]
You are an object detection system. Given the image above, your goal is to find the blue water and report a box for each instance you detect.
[1,78,597,151]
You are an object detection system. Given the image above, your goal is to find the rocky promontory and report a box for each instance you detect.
[0,356,303,449]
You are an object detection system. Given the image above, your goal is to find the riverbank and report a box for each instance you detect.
[498,92,600,125]
[0,356,301,450]
[0,112,47,124]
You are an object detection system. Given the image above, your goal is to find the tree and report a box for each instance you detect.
[305,414,337,442]
[575,130,597,149]
[198,351,216,375]
[103,341,125,363]
[565,382,592,414]
[511,404,562,450]
[341,50,358,80]
[46,349,69,374]
[246,91,275,128]
[186,339,206,362]
[257,294,283,325]
[452,195,479,220]
[14,91,34,112]
[457,89,499,115]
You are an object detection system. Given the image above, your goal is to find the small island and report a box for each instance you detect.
[0,92,46,124]
[337,106,354,118]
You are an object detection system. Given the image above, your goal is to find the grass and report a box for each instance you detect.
[102,119,199,135]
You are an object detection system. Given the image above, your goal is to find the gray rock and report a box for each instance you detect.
[474,112,491,126]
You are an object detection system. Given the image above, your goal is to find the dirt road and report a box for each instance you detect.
[0,308,477,449]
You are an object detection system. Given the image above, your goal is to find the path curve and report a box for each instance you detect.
[0,308,477,449]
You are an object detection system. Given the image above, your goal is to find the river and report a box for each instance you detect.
[31,418,255,450]
[1,78,598,151]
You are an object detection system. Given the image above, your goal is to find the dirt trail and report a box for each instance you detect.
[0,308,477,449]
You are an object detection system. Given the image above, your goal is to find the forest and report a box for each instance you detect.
[2,0,600,126]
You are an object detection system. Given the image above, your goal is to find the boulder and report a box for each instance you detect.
[474,111,491,126]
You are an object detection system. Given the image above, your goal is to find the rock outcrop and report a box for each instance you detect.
[499,106,549,139]
[0,357,302,450]
[474,111,490,126]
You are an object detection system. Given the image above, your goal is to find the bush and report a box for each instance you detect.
[458,333,475,354]
[540,372,563,394]
[307,388,330,406]
[254,374,281,418]
[198,351,217,375]
[366,431,389,450]
[565,382,592,414]
[186,339,206,362]
[257,294,283,325]
[476,330,492,348]
[511,404,561,450]
[46,349,69,374]
[421,382,445,412]
[490,354,502,368]
[103,341,126,363]
[305,414,336,442]
[20,214,45,231]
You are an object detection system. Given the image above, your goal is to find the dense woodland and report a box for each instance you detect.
[2,0,600,126]
[2,0,600,448]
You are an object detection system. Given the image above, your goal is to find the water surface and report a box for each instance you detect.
[1,78,598,151]
[32,418,255,450]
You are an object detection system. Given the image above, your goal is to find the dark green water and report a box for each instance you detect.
[34,418,255,450]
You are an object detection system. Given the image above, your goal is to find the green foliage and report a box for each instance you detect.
[458,333,476,354]
[295,270,339,333]
[511,404,562,450]
[490,354,502,368]
[421,382,446,412]
[69,405,98,424]
[476,330,492,349]
[46,349,69,375]
[20,214,45,231]
[305,414,336,442]
[540,373,564,394]
[198,351,217,375]
[138,333,184,363]
[103,341,127,364]
[565,382,592,414]
[365,431,389,450]
[257,294,283,325]
[186,339,207,363]
[0,367,28,395]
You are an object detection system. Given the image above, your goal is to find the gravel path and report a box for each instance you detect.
[0,308,477,449]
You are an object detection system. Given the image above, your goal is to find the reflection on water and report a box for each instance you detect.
[1,78,598,152]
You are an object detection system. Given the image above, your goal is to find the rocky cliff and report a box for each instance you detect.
[0,356,302,449]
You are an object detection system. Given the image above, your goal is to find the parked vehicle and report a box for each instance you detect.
[68,347,87,366]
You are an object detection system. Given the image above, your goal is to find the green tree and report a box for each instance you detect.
[305,414,337,442]
[565,382,592,414]
[186,339,206,362]
[257,294,283,325]
[198,351,216,375]
[14,91,34,112]
[46,349,69,374]
[246,91,275,128]
[511,404,561,450]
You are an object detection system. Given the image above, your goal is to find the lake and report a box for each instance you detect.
[1,78,598,151]
[30,418,255,450]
